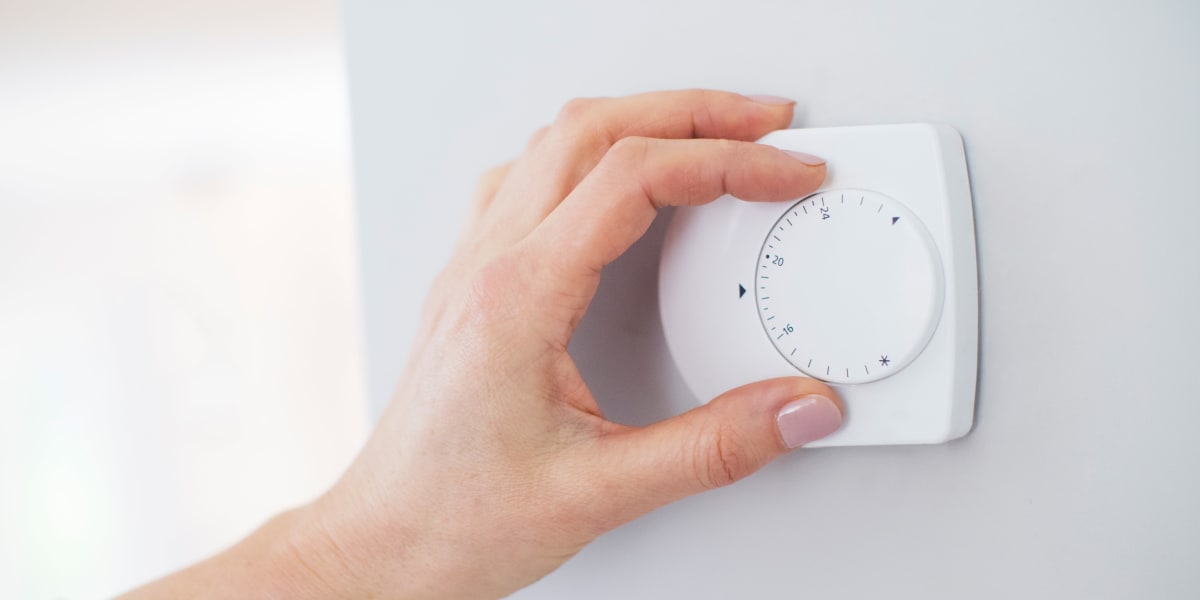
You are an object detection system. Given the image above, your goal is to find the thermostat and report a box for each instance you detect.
[658,123,978,446]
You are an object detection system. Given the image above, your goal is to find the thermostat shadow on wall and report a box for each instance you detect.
[570,123,979,447]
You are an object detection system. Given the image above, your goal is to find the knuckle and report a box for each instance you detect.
[474,164,509,197]
[554,97,598,128]
[692,426,753,490]
[478,163,508,183]
[605,136,649,168]
[689,94,721,134]
[714,137,748,159]
[526,126,550,150]
[461,253,522,322]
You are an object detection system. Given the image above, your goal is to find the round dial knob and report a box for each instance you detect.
[756,189,944,384]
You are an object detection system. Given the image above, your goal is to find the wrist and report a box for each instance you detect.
[271,503,365,598]
[263,489,442,599]
[216,502,361,599]
[117,501,359,599]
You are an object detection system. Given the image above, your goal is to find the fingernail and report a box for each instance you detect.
[745,94,796,105]
[776,395,843,448]
[782,150,826,166]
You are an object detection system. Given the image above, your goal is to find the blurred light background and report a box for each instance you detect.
[0,1,369,597]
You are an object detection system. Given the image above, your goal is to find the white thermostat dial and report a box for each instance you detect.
[756,189,943,384]
[659,123,978,447]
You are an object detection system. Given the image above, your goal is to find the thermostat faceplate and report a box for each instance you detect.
[658,124,978,446]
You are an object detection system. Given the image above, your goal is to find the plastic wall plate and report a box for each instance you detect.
[658,124,978,446]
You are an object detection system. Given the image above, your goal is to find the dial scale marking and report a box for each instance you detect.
[754,189,944,384]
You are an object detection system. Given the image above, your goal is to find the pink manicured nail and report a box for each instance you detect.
[782,150,826,166]
[746,94,796,105]
[776,395,843,448]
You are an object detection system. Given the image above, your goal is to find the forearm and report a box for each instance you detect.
[118,505,345,600]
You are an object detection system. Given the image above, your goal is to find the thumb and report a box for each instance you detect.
[591,377,843,524]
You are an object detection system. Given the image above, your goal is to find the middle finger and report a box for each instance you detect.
[480,89,797,249]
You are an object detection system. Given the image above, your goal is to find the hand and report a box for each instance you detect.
[121,90,844,599]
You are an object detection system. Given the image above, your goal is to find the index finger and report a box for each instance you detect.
[527,90,798,199]
[525,136,825,333]
[482,91,799,254]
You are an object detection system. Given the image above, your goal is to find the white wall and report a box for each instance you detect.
[0,2,367,597]
[344,1,1200,597]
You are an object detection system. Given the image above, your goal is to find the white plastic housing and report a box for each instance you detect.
[658,123,978,446]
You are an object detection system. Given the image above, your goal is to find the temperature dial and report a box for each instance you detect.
[756,189,944,384]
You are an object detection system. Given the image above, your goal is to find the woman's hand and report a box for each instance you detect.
[122,89,844,599]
